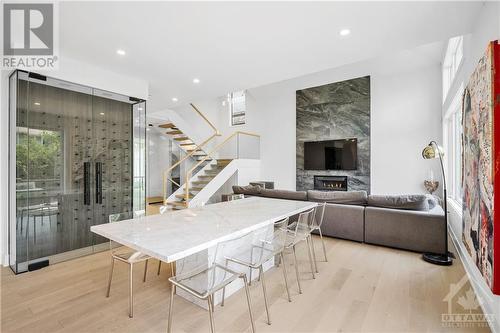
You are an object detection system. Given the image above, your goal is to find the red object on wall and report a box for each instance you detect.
[492,40,500,294]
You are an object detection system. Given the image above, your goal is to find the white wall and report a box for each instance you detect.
[371,66,442,194]
[185,45,444,193]
[0,56,149,266]
[442,2,500,332]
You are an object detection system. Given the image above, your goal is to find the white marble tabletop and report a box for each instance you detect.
[90,197,317,263]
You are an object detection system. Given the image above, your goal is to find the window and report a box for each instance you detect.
[229,90,246,126]
[443,85,463,204]
[442,36,464,102]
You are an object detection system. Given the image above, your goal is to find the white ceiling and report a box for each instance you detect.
[59,1,483,111]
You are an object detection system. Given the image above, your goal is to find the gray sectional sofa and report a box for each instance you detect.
[232,185,445,255]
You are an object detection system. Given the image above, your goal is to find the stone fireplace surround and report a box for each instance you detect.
[296,76,371,193]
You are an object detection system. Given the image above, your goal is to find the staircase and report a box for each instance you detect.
[158,122,212,162]
[158,104,261,211]
[167,159,232,209]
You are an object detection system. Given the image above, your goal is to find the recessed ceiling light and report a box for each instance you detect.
[116,49,126,56]
[138,107,143,111]
[100,112,105,116]
[34,102,40,106]
[193,78,200,84]
[172,97,178,102]
[339,29,351,37]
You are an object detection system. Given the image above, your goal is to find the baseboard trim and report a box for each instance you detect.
[448,224,498,333]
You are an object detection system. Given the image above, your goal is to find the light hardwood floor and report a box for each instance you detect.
[1,236,491,333]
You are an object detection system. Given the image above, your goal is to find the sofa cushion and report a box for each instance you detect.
[367,194,434,211]
[232,184,262,196]
[260,188,308,201]
[307,190,368,205]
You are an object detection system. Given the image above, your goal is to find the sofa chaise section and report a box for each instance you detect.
[364,205,445,254]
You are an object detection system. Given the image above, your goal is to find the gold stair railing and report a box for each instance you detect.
[162,103,221,204]
[183,131,260,202]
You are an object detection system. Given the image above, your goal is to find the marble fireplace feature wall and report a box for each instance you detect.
[296,76,371,192]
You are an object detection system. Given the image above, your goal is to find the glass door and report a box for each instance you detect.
[91,91,134,247]
[15,73,95,268]
[9,71,145,273]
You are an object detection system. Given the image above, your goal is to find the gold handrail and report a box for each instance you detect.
[184,131,260,202]
[190,103,220,135]
[162,103,221,204]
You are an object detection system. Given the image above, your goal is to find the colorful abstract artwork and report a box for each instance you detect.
[462,41,500,293]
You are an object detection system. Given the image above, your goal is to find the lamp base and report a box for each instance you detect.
[422,252,453,266]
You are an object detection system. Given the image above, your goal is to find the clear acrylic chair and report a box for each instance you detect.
[310,203,328,269]
[167,232,256,333]
[284,208,316,294]
[222,217,291,325]
[106,211,151,318]
[288,203,327,274]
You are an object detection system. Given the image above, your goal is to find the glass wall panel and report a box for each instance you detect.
[9,71,146,273]
[133,101,146,213]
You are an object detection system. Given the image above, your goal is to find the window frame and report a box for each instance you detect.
[442,36,464,103]
[443,84,464,205]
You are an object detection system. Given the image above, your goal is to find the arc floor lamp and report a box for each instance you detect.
[422,141,454,266]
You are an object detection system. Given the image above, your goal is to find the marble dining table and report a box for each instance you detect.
[91,196,317,307]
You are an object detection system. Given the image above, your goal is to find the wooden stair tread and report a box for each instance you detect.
[198,175,215,179]
[175,193,193,199]
[180,143,196,146]
[166,130,183,135]
[190,187,204,191]
[174,137,191,141]
[166,201,187,207]
[192,180,210,184]
[159,123,176,129]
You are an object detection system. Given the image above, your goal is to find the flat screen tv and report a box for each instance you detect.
[304,139,357,170]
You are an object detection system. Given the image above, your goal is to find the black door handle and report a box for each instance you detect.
[96,162,102,204]
[83,162,90,205]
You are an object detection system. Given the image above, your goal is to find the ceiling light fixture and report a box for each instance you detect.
[34,102,41,106]
[339,29,351,37]
[116,49,126,56]
[192,78,200,84]
[172,97,178,102]
[100,112,105,116]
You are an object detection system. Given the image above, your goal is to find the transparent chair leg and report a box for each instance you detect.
[310,235,319,273]
[129,263,134,318]
[106,257,115,297]
[292,246,302,294]
[249,248,254,286]
[306,237,316,279]
[143,259,148,282]
[242,275,256,333]
[221,258,229,307]
[280,252,292,302]
[167,285,175,333]
[207,295,215,333]
[259,265,271,325]
[319,228,328,262]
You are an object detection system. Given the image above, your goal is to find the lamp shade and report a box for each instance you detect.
[422,142,443,159]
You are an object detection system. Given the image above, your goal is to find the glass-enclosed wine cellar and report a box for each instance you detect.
[8,70,146,273]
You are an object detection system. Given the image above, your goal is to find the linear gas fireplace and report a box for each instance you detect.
[314,175,348,191]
